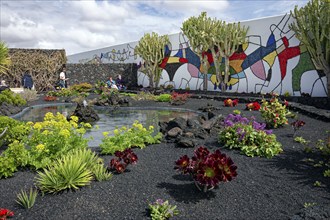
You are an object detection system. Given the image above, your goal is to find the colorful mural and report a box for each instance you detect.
[67,14,327,97]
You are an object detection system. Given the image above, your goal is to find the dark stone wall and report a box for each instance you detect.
[65,63,137,88]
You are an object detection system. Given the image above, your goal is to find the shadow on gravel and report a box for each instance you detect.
[266,149,330,194]
[157,181,216,203]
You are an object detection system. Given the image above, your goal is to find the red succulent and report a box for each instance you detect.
[175,146,237,192]
[109,149,138,174]
[174,155,191,174]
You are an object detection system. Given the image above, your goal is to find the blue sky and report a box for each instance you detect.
[0,0,309,55]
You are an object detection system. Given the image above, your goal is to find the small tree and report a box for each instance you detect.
[181,12,248,91]
[213,21,248,91]
[290,0,330,97]
[181,12,216,90]
[134,32,169,88]
[0,41,11,76]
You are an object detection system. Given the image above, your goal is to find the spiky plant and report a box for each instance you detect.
[35,153,94,194]
[16,188,38,209]
[0,41,11,76]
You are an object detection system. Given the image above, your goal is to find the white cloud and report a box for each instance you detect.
[0,0,309,55]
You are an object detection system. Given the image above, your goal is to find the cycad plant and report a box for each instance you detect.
[0,41,11,76]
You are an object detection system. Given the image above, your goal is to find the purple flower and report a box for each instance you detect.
[155,199,164,205]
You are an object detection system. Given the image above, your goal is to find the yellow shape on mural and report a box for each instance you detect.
[263,51,277,67]
[167,57,180,63]
[229,60,243,73]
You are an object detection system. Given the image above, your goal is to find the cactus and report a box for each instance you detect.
[290,0,330,97]
[134,32,169,88]
[181,12,215,90]
[213,21,248,90]
[181,12,248,91]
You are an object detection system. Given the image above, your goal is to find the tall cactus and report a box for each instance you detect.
[290,0,330,97]
[213,21,248,90]
[134,32,169,88]
[181,12,216,90]
[181,12,248,91]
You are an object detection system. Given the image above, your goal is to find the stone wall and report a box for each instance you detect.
[65,63,138,88]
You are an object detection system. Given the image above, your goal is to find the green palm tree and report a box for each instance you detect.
[0,41,11,75]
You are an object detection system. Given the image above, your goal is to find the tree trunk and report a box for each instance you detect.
[326,69,330,98]
[202,56,209,91]
[222,56,230,91]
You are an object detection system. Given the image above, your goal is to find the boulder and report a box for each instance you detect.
[69,103,99,123]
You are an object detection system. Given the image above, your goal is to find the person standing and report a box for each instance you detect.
[59,67,69,88]
[21,70,34,89]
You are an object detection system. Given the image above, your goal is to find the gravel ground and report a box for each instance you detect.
[0,96,329,220]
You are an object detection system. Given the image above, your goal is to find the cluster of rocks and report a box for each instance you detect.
[0,102,23,116]
[159,104,224,148]
[94,92,130,106]
[69,102,99,123]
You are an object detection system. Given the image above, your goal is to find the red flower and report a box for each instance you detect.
[0,209,14,219]
[232,99,239,106]
[224,99,233,107]
[246,102,260,111]
[284,100,289,107]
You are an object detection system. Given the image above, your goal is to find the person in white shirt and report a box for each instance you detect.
[59,67,68,88]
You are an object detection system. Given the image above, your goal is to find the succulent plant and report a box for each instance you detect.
[181,12,248,91]
[175,146,237,192]
[134,32,169,88]
[109,149,138,174]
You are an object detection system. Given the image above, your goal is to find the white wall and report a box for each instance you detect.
[67,14,327,97]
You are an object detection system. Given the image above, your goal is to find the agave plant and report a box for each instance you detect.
[175,146,237,192]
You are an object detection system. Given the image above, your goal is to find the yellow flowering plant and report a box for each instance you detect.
[24,112,91,169]
[100,120,162,155]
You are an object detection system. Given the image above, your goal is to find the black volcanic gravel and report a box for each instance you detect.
[0,96,329,220]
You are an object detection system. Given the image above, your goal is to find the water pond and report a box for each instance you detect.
[12,103,201,147]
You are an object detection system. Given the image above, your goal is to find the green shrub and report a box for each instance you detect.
[149,199,179,220]
[219,114,283,158]
[100,121,162,155]
[315,133,330,178]
[3,140,29,167]
[18,89,38,102]
[155,94,171,102]
[70,82,93,93]
[0,89,27,106]
[24,112,90,169]
[260,94,291,128]
[0,156,17,178]
[0,116,30,146]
